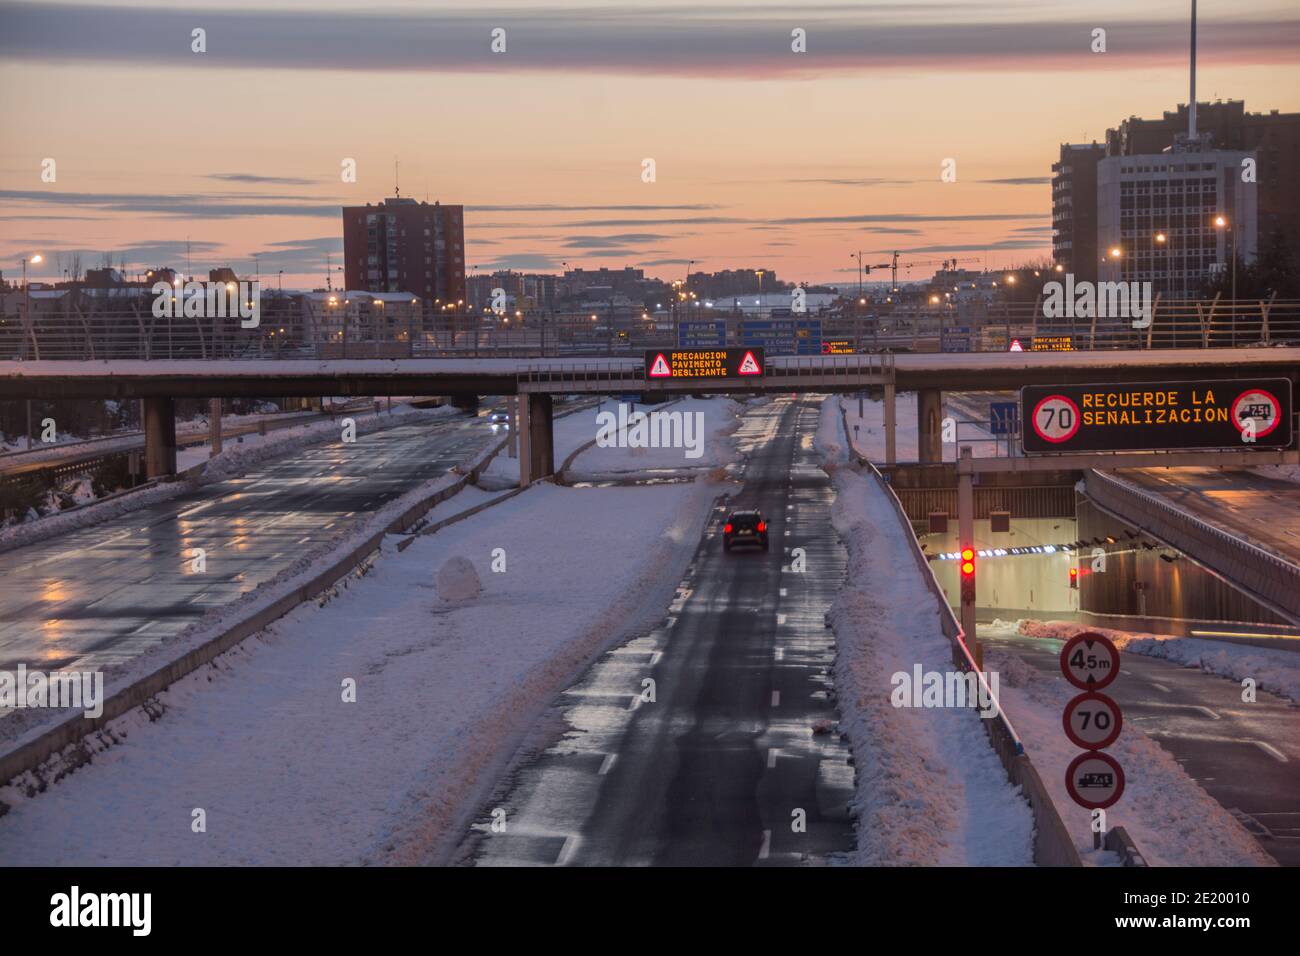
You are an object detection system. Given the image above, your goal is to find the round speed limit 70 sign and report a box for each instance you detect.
[1031,394,1080,444]
[1063,691,1123,749]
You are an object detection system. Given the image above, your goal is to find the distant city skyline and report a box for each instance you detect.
[2,0,1298,288]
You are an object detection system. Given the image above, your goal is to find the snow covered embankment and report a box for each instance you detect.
[815,399,1034,865]
[0,481,718,866]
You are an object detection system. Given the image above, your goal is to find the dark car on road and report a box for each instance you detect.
[723,510,768,552]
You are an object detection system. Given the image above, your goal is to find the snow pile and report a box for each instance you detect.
[0,480,719,865]
[822,455,1034,865]
[567,397,743,477]
[436,556,481,603]
[980,643,1276,867]
[1012,619,1300,704]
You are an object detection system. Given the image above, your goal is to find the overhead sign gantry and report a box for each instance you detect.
[1021,378,1293,453]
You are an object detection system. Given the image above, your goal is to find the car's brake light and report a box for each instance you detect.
[756,522,766,532]
[724,523,733,533]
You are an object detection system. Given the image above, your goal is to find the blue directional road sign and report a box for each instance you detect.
[990,401,1019,435]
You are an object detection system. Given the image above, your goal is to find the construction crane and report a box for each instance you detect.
[882,252,982,291]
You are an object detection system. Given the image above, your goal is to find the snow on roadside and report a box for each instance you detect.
[0,479,719,866]
[567,397,742,476]
[1011,618,1300,704]
[815,398,1034,865]
[0,404,461,553]
[979,631,1276,867]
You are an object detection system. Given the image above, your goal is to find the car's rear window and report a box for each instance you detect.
[730,514,760,529]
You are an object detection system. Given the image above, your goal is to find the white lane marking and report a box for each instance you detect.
[1137,702,1221,720]
[767,748,779,768]
[1148,682,1172,693]
[771,690,781,707]
[779,588,787,597]
[598,754,617,775]
[776,613,786,625]
[774,648,784,661]
[758,829,771,861]
[1145,731,1289,763]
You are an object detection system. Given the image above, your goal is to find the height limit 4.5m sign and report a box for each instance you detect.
[1021,379,1293,453]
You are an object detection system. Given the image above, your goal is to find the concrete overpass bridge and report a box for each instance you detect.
[3,346,1298,483]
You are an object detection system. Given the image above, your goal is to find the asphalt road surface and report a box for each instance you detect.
[980,627,1300,866]
[0,411,495,674]
[1116,466,1300,565]
[467,396,856,866]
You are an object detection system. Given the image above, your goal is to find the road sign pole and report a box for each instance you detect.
[958,447,977,659]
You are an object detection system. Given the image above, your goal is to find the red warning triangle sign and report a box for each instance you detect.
[648,353,672,377]
[737,351,762,375]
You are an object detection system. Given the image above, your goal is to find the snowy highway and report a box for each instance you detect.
[467,397,858,865]
[0,410,495,675]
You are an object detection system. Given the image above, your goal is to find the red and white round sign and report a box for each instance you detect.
[1065,751,1125,810]
[1063,691,1123,750]
[1230,388,1281,439]
[1060,632,1119,690]
[1031,394,1081,445]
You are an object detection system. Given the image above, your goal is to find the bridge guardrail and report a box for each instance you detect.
[4,299,1299,360]
[1085,469,1300,624]
[838,403,1082,866]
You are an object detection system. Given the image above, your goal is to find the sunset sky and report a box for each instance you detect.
[2,0,1298,289]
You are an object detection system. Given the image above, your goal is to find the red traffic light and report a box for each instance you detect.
[1069,566,1079,589]
[960,547,975,576]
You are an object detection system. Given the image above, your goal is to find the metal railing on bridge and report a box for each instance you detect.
[2,297,1298,361]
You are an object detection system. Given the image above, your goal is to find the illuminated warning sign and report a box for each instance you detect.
[822,339,855,355]
[642,348,766,381]
[1009,338,1024,352]
[1031,334,1074,352]
[1021,379,1294,453]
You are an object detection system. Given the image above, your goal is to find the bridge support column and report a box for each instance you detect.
[884,381,897,466]
[209,398,222,458]
[452,394,480,414]
[521,393,554,487]
[917,387,943,463]
[144,396,177,478]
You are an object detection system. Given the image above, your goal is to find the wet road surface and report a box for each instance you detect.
[467,397,856,866]
[1116,466,1300,565]
[0,412,494,674]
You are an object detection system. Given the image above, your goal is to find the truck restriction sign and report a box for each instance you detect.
[1031,394,1080,444]
[1231,387,1282,439]
[1063,691,1123,750]
[1065,751,1125,810]
[1060,632,1119,690]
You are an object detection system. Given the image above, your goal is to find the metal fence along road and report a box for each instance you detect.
[3,298,1298,361]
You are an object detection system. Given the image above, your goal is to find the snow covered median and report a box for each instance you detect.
[816,398,1035,865]
[0,479,720,865]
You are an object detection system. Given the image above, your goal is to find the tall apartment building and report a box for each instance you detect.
[1051,143,1105,285]
[1097,147,1257,297]
[1107,101,1300,251]
[341,197,465,304]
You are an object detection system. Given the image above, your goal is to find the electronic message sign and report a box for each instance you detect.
[1021,379,1292,453]
[644,348,764,381]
